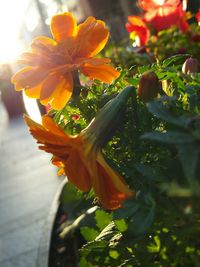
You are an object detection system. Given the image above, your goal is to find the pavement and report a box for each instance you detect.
[0,101,61,267]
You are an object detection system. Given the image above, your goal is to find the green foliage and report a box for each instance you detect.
[54,43,200,265]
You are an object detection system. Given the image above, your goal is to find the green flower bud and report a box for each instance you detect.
[82,86,134,148]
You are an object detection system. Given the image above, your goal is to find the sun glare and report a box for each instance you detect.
[155,0,165,5]
[0,0,31,64]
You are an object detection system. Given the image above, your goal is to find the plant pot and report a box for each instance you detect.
[37,180,67,267]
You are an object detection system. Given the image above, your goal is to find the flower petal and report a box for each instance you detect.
[42,115,68,137]
[51,13,77,42]
[81,63,120,83]
[25,83,42,98]
[139,0,180,10]
[18,52,53,68]
[31,36,57,54]
[11,67,48,91]
[40,73,73,110]
[74,16,109,58]
[64,149,91,191]
[40,73,62,101]
[126,16,150,46]
[92,153,134,210]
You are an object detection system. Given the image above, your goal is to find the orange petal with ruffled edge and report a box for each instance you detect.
[92,153,134,210]
[11,67,48,91]
[74,16,109,58]
[80,63,120,83]
[40,73,73,110]
[24,115,71,146]
[42,115,68,137]
[51,13,77,42]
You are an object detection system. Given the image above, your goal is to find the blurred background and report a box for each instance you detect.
[0,0,199,119]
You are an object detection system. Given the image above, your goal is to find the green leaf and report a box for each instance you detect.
[60,182,82,204]
[114,219,128,233]
[95,210,113,231]
[109,250,119,259]
[128,194,155,235]
[142,131,195,144]
[80,240,107,256]
[147,236,161,253]
[162,54,190,67]
[177,144,200,180]
[113,199,140,220]
[134,163,165,182]
[147,101,191,128]
[80,227,99,242]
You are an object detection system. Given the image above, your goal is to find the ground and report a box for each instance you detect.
[0,101,61,267]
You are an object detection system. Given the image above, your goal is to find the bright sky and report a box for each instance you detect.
[0,0,32,63]
[0,0,60,64]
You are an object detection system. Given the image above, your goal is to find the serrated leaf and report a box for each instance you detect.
[95,210,113,231]
[114,219,128,233]
[162,54,190,67]
[80,227,99,242]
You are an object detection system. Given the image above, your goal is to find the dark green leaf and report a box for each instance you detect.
[177,144,200,180]
[162,54,190,67]
[147,101,191,128]
[142,131,195,144]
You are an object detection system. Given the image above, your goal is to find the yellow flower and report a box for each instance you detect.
[24,115,134,210]
[11,13,120,110]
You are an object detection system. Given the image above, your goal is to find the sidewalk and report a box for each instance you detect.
[0,103,61,267]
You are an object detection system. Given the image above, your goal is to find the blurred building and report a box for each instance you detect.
[23,0,139,42]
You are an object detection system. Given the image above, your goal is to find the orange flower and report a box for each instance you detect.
[24,115,134,210]
[11,13,120,110]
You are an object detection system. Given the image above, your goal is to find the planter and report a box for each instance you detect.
[37,179,98,267]
[37,180,67,267]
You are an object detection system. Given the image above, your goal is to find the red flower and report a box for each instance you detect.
[139,0,189,32]
[196,9,200,23]
[126,16,150,46]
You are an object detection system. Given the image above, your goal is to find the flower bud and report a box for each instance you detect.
[137,71,159,102]
[182,57,198,74]
[82,86,134,148]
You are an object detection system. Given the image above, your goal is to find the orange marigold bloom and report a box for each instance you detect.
[24,115,134,210]
[11,13,120,110]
